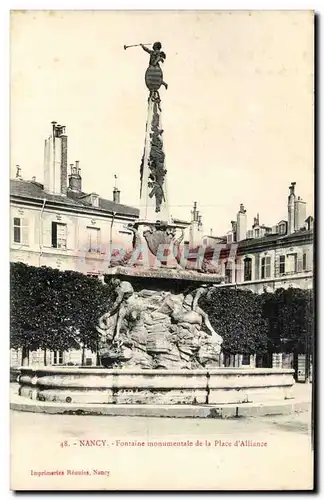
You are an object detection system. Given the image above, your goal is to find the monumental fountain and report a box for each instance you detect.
[18,42,295,413]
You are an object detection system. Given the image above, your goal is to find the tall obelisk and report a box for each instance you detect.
[138,42,170,224]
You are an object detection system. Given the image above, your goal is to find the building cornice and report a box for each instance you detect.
[236,231,313,255]
[10,195,139,222]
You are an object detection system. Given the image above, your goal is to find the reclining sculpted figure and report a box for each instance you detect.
[160,286,223,346]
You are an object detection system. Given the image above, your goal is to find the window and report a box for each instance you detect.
[225,262,232,283]
[279,255,285,275]
[234,259,240,282]
[223,354,231,367]
[279,223,286,235]
[244,257,252,281]
[255,229,260,238]
[261,256,271,279]
[242,354,250,366]
[53,351,64,365]
[52,222,67,249]
[13,217,28,244]
[286,253,297,274]
[87,227,101,252]
[303,252,307,271]
[13,218,20,243]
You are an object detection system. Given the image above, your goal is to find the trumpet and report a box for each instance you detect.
[124,43,152,50]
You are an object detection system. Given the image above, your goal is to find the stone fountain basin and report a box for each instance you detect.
[18,367,295,405]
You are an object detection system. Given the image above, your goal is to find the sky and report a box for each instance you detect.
[10,10,314,236]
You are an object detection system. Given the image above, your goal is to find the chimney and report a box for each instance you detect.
[305,216,314,231]
[191,201,199,222]
[189,202,202,248]
[197,215,204,235]
[253,212,260,228]
[287,182,296,234]
[113,187,121,204]
[294,195,307,231]
[32,176,36,182]
[43,121,68,195]
[236,203,247,241]
[15,165,22,179]
[113,174,121,204]
[68,160,82,192]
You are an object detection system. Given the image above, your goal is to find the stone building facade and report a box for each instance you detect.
[10,122,139,368]
[199,182,313,294]
[11,122,139,276]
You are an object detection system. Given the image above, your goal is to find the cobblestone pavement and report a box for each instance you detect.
[10,404,314,491]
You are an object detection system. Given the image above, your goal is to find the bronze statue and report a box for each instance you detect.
[127,223,143,251]
[125,41,168,213]
[172,228,185,264]
[141,42,168,91]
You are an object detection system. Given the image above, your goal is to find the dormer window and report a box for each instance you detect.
[90,193,99,207]
[278,221,287,235]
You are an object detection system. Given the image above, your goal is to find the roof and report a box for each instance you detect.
[202,235,227,241]
[10,179,139,218]
[237,228,313,250]
[172,217,190,226]
[199,228,313,260]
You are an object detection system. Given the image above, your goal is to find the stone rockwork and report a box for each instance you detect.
[97,279,223,369]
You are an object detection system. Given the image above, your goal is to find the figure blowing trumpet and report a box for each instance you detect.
[124,41,168,94]
[123,43,152,50]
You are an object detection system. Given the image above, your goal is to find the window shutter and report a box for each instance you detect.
[52,222,57,247]
[297,254,303,272]
[67,223,74,250]
[21,218,29,245]
[261,257,265,279]
[255,254,260,280]
[56,223,67,249]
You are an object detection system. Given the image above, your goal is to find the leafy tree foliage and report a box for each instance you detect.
[262,288,314,354]
[10,263,114,357]
[199,287,269,355]
[199,286,313,356]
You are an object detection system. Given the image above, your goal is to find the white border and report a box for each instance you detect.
[2,2,322,498]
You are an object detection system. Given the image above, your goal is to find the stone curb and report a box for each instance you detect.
[10,398,310,418]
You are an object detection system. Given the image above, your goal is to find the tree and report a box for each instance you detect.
[262,288,314,355]
[199,287,268,355]
[10,263,114,364]
[10,262,44,364]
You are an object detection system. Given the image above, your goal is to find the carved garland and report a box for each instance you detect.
[148,101,167,213]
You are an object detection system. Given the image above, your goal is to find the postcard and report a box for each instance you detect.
[10,10,314,491]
